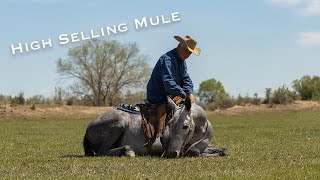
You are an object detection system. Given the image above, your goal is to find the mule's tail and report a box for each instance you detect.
[83,135,95,157]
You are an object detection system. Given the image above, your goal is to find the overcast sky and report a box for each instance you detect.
[1,0,320,98]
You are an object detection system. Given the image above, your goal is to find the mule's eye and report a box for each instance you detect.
[183,121,189,129]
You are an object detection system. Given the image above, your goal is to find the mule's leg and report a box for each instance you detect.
[202,145,228,157]
[106,145,135,157]
[83,135,94,157]
[95,126,125,156]
[183,146,201,157]
[182,143,202,157]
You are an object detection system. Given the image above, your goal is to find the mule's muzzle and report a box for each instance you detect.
[164,150,180,158]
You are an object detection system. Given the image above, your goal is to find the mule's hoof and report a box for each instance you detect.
[125,149,135,157]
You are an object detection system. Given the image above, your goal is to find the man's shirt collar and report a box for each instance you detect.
[173,48,183,62]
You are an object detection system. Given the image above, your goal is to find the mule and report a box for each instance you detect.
[83,96,228,158]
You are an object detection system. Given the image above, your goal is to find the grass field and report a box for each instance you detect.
[1,109,320,179]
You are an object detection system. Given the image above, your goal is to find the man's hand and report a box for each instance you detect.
[172,94,195,105]
[173,96,183,105]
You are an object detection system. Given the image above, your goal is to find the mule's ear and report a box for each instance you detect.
[185,95,192,111]
[167,96,178,110]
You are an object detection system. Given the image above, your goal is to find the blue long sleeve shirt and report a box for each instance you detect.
[147,48,194,104]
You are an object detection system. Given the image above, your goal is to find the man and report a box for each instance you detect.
[145,35,201,140]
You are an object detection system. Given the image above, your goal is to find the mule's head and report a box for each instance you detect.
[164,95,195,158]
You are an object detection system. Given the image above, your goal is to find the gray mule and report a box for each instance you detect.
[83,96,228,158]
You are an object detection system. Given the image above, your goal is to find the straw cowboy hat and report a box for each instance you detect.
[174,35,201,56]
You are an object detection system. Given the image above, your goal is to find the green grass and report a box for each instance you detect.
[1,110,320,179]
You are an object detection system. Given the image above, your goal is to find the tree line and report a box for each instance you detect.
[197,75,320,110]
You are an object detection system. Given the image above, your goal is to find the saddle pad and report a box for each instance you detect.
[117,104,141,115]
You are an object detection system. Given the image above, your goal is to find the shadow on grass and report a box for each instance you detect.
[59,154,85,158]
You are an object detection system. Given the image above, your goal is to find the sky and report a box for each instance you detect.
[1,0,320,98]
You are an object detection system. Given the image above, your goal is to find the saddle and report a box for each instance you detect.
[118,97,185,150]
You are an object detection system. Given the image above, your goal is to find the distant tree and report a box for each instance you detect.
[17,92,25,105]
[57,40,151,106]
[0,94,9,109]
[236,94,245,106]
[197,78,227,103]
[53,86,65,105]
[313,76,320,99]
[292,75,320,100]
[122,90,146,105]
[26,95,45,105]
[10,92,25,106]
[264,88,272,104]
[253,93,261,105]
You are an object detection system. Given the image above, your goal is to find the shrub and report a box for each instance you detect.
[26,95,45,105]
[0,95,8,109]
[66,97,74,106]
[10,92,25,106]
[214,93,236,109]
[30,104,36,110]
[263,88,272,104]
[267,85,295,105]
[272,86,291,105]
[236,94,245,106]
[53,87,65,105]
[252,93,261,105]
[206,102,219,111]
[198,94,235,111]
[235,94,261,106]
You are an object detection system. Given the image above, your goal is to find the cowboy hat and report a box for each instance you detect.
[174,35,201,56]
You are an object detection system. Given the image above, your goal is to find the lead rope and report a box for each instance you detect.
[182,121,209,157]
